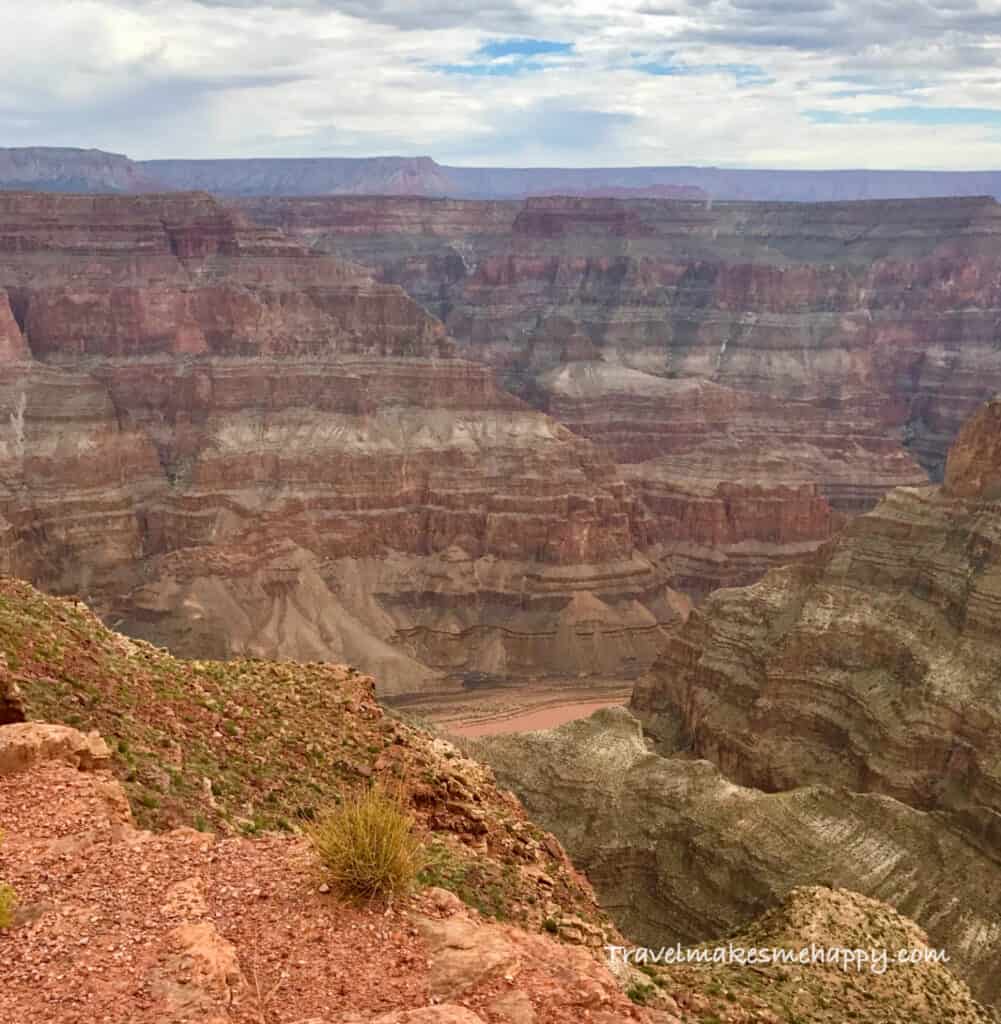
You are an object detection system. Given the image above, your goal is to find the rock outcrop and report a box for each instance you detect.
[0,191,683,694]
[631,397,1001,840]
[0,720,649,1024]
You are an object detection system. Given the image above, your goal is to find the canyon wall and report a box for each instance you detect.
[475,397,1001,1007]
[0,190,683,695]
[631,396,1001,839]
[242,194,1001,593]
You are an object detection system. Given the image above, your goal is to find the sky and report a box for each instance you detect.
[2,0,1001,168]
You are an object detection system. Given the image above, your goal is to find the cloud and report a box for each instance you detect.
[1,0,1001,168]
[172,0,539,31]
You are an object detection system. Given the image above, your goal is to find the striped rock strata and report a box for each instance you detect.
[0,191,683,695]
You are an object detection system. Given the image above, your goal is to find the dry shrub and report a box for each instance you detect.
[307,784,424,900]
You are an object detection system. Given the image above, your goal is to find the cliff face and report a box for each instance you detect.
[474,398,1001,1010]
[631,397,1001,840]
[0,191,682,694]
[239,194,1001,593]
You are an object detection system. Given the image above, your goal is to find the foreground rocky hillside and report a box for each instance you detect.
[0,580,993,1023]
[475,396,1001,1010]
[0,190,683,694]
[244,194,1001,594]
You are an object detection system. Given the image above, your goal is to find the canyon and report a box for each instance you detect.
[0,190,683,697]
[242,192,1001,593]
[1,167,1001,1017]
[4,187,1001,693]
[474,394,1001,1008]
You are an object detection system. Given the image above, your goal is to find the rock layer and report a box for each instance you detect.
[0,191,681,694]
[238,194,1001,592]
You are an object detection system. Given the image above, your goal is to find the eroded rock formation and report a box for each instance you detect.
[631,396,1001,840]
[0,191,682,694]
[475,398,1001,1009]
[477,706,1001,1008]
[241,194,1001,592]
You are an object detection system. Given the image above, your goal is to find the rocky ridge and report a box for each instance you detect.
[631,395,1001,835]
[6,147,1001,201]
[0,147,161,193]
[144,156,1001,202]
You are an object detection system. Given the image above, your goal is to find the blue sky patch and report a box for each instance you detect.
[477,38,573,59]
[635,60,772,86]
[806,106,1001,126]
[434,37,573,77]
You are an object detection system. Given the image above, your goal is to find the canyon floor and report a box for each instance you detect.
[394,678,631,738]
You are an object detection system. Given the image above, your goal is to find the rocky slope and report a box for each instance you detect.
[0,580,993,1023]
[475,397,1001,1009]
[241,193,1001,593]
[0,191,683,694]
[0,575,613,934]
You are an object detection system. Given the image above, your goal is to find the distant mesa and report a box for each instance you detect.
[3,146,1001,201]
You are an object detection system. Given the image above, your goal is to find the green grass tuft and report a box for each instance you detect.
[307,784,424,901]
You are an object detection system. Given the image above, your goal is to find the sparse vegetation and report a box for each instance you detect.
[0,830,16,929]
[307,783,425,901]
[0,576,613,936]
[625,980,656,1005]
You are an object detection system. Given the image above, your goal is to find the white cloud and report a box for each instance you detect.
[1,0,1001,167]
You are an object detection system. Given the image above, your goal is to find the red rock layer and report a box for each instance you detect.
[243,195,1001,594]
[0,191,682,694]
